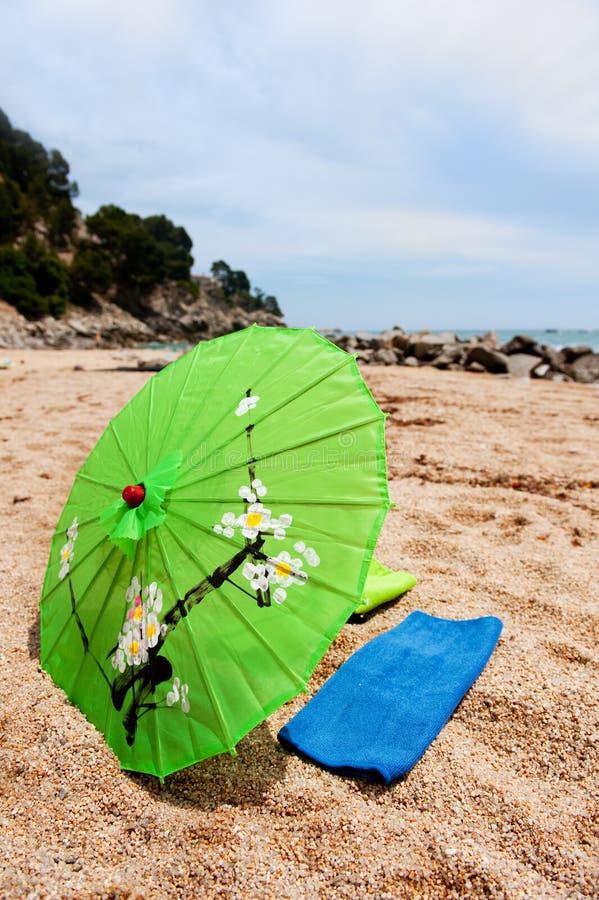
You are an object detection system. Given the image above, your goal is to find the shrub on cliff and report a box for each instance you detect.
[0,242,69,318]
[86,205,194,290]
[210,259,282,316]
[0,109,78,246]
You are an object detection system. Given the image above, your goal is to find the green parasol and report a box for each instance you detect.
[40,326,391,778]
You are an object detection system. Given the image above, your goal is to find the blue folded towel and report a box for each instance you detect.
[278,610,503,783]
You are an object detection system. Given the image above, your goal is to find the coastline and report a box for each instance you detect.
[1,350,597,898]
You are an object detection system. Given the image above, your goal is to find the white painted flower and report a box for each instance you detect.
[166,677,190,713]
[238,485,257,503]
[214,510,241,538]
[240,502,272,539]
[294,541,306,553]
[112,576,166,670]
[58,541,74,580]
[241,562,269,592]
[251,478,267,498]
[144,613,161,648]
[122,626,146,666]
[144,581,163,615]
[273,588,287,604]
[270,512,293,541]
[125,576,141,604]
[267,551,307,588]
[166,677,180,706]
[303,547,321,567]
[235,395,260,416]
[180,683,190,713]
[111,647,126,673]
[58,516,79,580]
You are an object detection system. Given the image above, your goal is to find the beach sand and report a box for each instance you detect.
[1,349,597,898]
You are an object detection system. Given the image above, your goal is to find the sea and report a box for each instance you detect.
[448,328,599,353]
[336,327,599,352]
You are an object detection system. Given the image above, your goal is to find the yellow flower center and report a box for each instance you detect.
[246,512,262,528]
[147,623,156,640]
[129,640,139,656]
[276,561,292,578]
[61,547,71,562]
[133,606,143,621]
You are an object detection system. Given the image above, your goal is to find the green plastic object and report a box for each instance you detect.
[357,558,417,615]
[40,326,391,778]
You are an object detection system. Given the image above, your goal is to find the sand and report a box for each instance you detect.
[0,349,597,899]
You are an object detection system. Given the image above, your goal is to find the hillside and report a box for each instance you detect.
[0,109,284,346]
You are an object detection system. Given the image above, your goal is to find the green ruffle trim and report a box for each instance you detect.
[100,451,182,558]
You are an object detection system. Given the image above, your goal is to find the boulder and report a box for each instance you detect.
[500,334,544,356]
[410,332,458,361]
[565,353,599,384]
[466,361,487,373]
[372,347,398,365]
[505,353,542,377]
[431,344,465,369]
[356,348,374,363]
[378,328,410,352]
[354,331,379,349]
[477,330,500,348]
[334,334,358,353]
[531,362,551,379]
[465,345,509,374]
[560,345,594,364]
[403,355,419,367]
[539,345,563,370]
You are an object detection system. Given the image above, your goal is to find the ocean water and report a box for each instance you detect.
[450,328,599,353]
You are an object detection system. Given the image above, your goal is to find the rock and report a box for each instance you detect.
[334,334,358,352]
[465,345,509,374]
[565,353,599,383]
[378,328,410,353]
[531,362,550,379]
[505,353,542,377]
[410,332,458,361]
[136,358,173,371]
[403,355,419,367]
[0,278,284,349]
[466,361,487,373]
[539,345,563,370]
[560,345,594,364]
[356,348,374,363]
[372,347,398,365]
[477,330,500,348]
[432,344,465,369]
[500,334,544,356]
[354,331,378,349]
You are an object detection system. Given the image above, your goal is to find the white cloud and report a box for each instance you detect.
[265,0,599,157]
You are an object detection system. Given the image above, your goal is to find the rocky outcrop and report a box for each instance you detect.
[325,328,599,384]
[0,277,284,349]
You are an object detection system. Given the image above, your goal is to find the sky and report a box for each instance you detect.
[2,0,599,331]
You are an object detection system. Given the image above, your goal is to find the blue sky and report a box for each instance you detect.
[2,0,599,330]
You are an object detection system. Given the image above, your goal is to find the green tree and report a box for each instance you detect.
[143,214,193,280]
[210,260,282,316]
[0,243,68,318]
